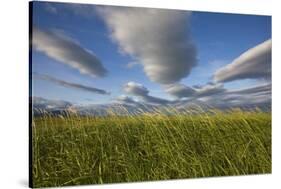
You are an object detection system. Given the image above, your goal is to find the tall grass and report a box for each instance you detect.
[32,108,271,188]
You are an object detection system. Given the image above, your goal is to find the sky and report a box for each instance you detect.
[31,2,271,109]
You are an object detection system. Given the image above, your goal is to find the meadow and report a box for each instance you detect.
[32,108,271,188]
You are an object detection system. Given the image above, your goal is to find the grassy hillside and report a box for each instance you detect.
[32,109,271,187]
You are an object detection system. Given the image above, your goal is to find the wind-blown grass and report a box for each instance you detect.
[32,108,271,188]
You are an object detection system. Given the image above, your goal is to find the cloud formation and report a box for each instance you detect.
[99,7,197,84]
[199,83,271,108]
[214,39,271,83]
[33,27,107,77]
[227,83,271,96]
[165,83,225,99]
[34,73,110,95]
[114,95,139,105]
[164,81,270,109]
[196,83,226,97]
[124,82,170,105]
[165,84,196,98]
[124,82,149,96]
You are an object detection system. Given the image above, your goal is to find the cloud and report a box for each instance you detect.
[123,80,270,109]
[114,95,139,105]
[227,83,271,96]
[165,82,270,109]
[198,83,271,108]
[214,39,271,83]
[142,95,171,105]
[98,7,197,84]
[33,73,110,95]
[165,83,225,99]
[196,83,226,97]
[33,27,108,77]
[32,96,72,111]
[124,82,149,96]
[165,84,196,98]
[124,82,170,105]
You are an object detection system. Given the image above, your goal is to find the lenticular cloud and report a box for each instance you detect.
[99,7,197,84]
[33,27,108,78]
[214,39,271,83]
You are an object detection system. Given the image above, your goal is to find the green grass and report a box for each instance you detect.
[32,109,271,188]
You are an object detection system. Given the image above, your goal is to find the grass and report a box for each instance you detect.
[32,108,271,188]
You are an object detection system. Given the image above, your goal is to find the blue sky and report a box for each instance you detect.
[31,2,271,106]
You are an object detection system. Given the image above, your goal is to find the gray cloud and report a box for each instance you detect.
[165,83,225,99]
[124,82,149,96]
[141,95,171,105]
[196,83,226,97]
[124,82,170,105]
[214,39,271,83]
[33,27,108,77]
[165,84,196,98]
[164,82,270,109]
[199,83,271,108]
[34,73,110,95]
[99,6,197,84]
[227,83,271,96]
[123,80,270,109]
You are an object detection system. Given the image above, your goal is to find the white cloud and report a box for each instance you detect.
[214,39,271,83]
[33,27,108,78]
[98,6,197,84]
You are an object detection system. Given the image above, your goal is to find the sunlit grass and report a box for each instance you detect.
[32,108,271,188]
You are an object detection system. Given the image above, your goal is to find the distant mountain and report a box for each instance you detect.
[31,97,271,117]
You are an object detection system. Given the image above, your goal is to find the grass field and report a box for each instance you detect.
[32,108,271,188]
